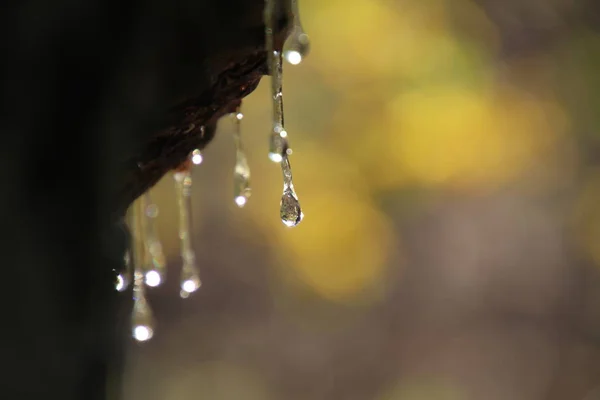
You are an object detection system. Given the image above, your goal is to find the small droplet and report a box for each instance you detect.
[283,0,310,65]
[232,106,251,207]
[284,33,310,65]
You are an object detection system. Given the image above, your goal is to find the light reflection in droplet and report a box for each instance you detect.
[285,50,302,65]
[145,270,162,287]
[192,149,204,165]
[269,153,283,163]
[235,195,248,207]
[133,325,153,342]
[182,279,199,293]
[191,149,203,165]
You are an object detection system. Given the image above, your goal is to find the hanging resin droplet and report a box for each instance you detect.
[280,157,304,227]
[232,107,251,207]
[131,199,155,342]
[140,192,166,288]
[265,0,304,227]
[283,0,311,65]
[174,160,201,299]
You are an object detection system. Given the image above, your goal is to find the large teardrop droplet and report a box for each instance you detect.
[283,0,311,65]
[279,156,304,227]
[280,188,304,227]
[232,107,251,207]
[264,0,304,226]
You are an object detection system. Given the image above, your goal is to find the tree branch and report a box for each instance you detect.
[110,0,291,218]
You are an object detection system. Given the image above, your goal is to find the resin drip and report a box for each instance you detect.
[131,199,155,342]
[265,0,304,227]
[280,156,304,226]
[232,106,251,207]
[174,160,201,298]
[140,193,166,287]
[284,0,310,65]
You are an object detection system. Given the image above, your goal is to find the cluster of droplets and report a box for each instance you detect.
[116,0,311,342]
[116,143,206,342]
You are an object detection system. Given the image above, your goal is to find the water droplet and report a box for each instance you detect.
[232,106,251,207]
[280,188,304,227]
[283,0,311,65]
[264,0,304,225]
[174,162,201,298]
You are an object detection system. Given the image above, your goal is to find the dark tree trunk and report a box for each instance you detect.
[0,1,290,399]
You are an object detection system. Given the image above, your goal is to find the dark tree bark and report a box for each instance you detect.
[0,1,290,399]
